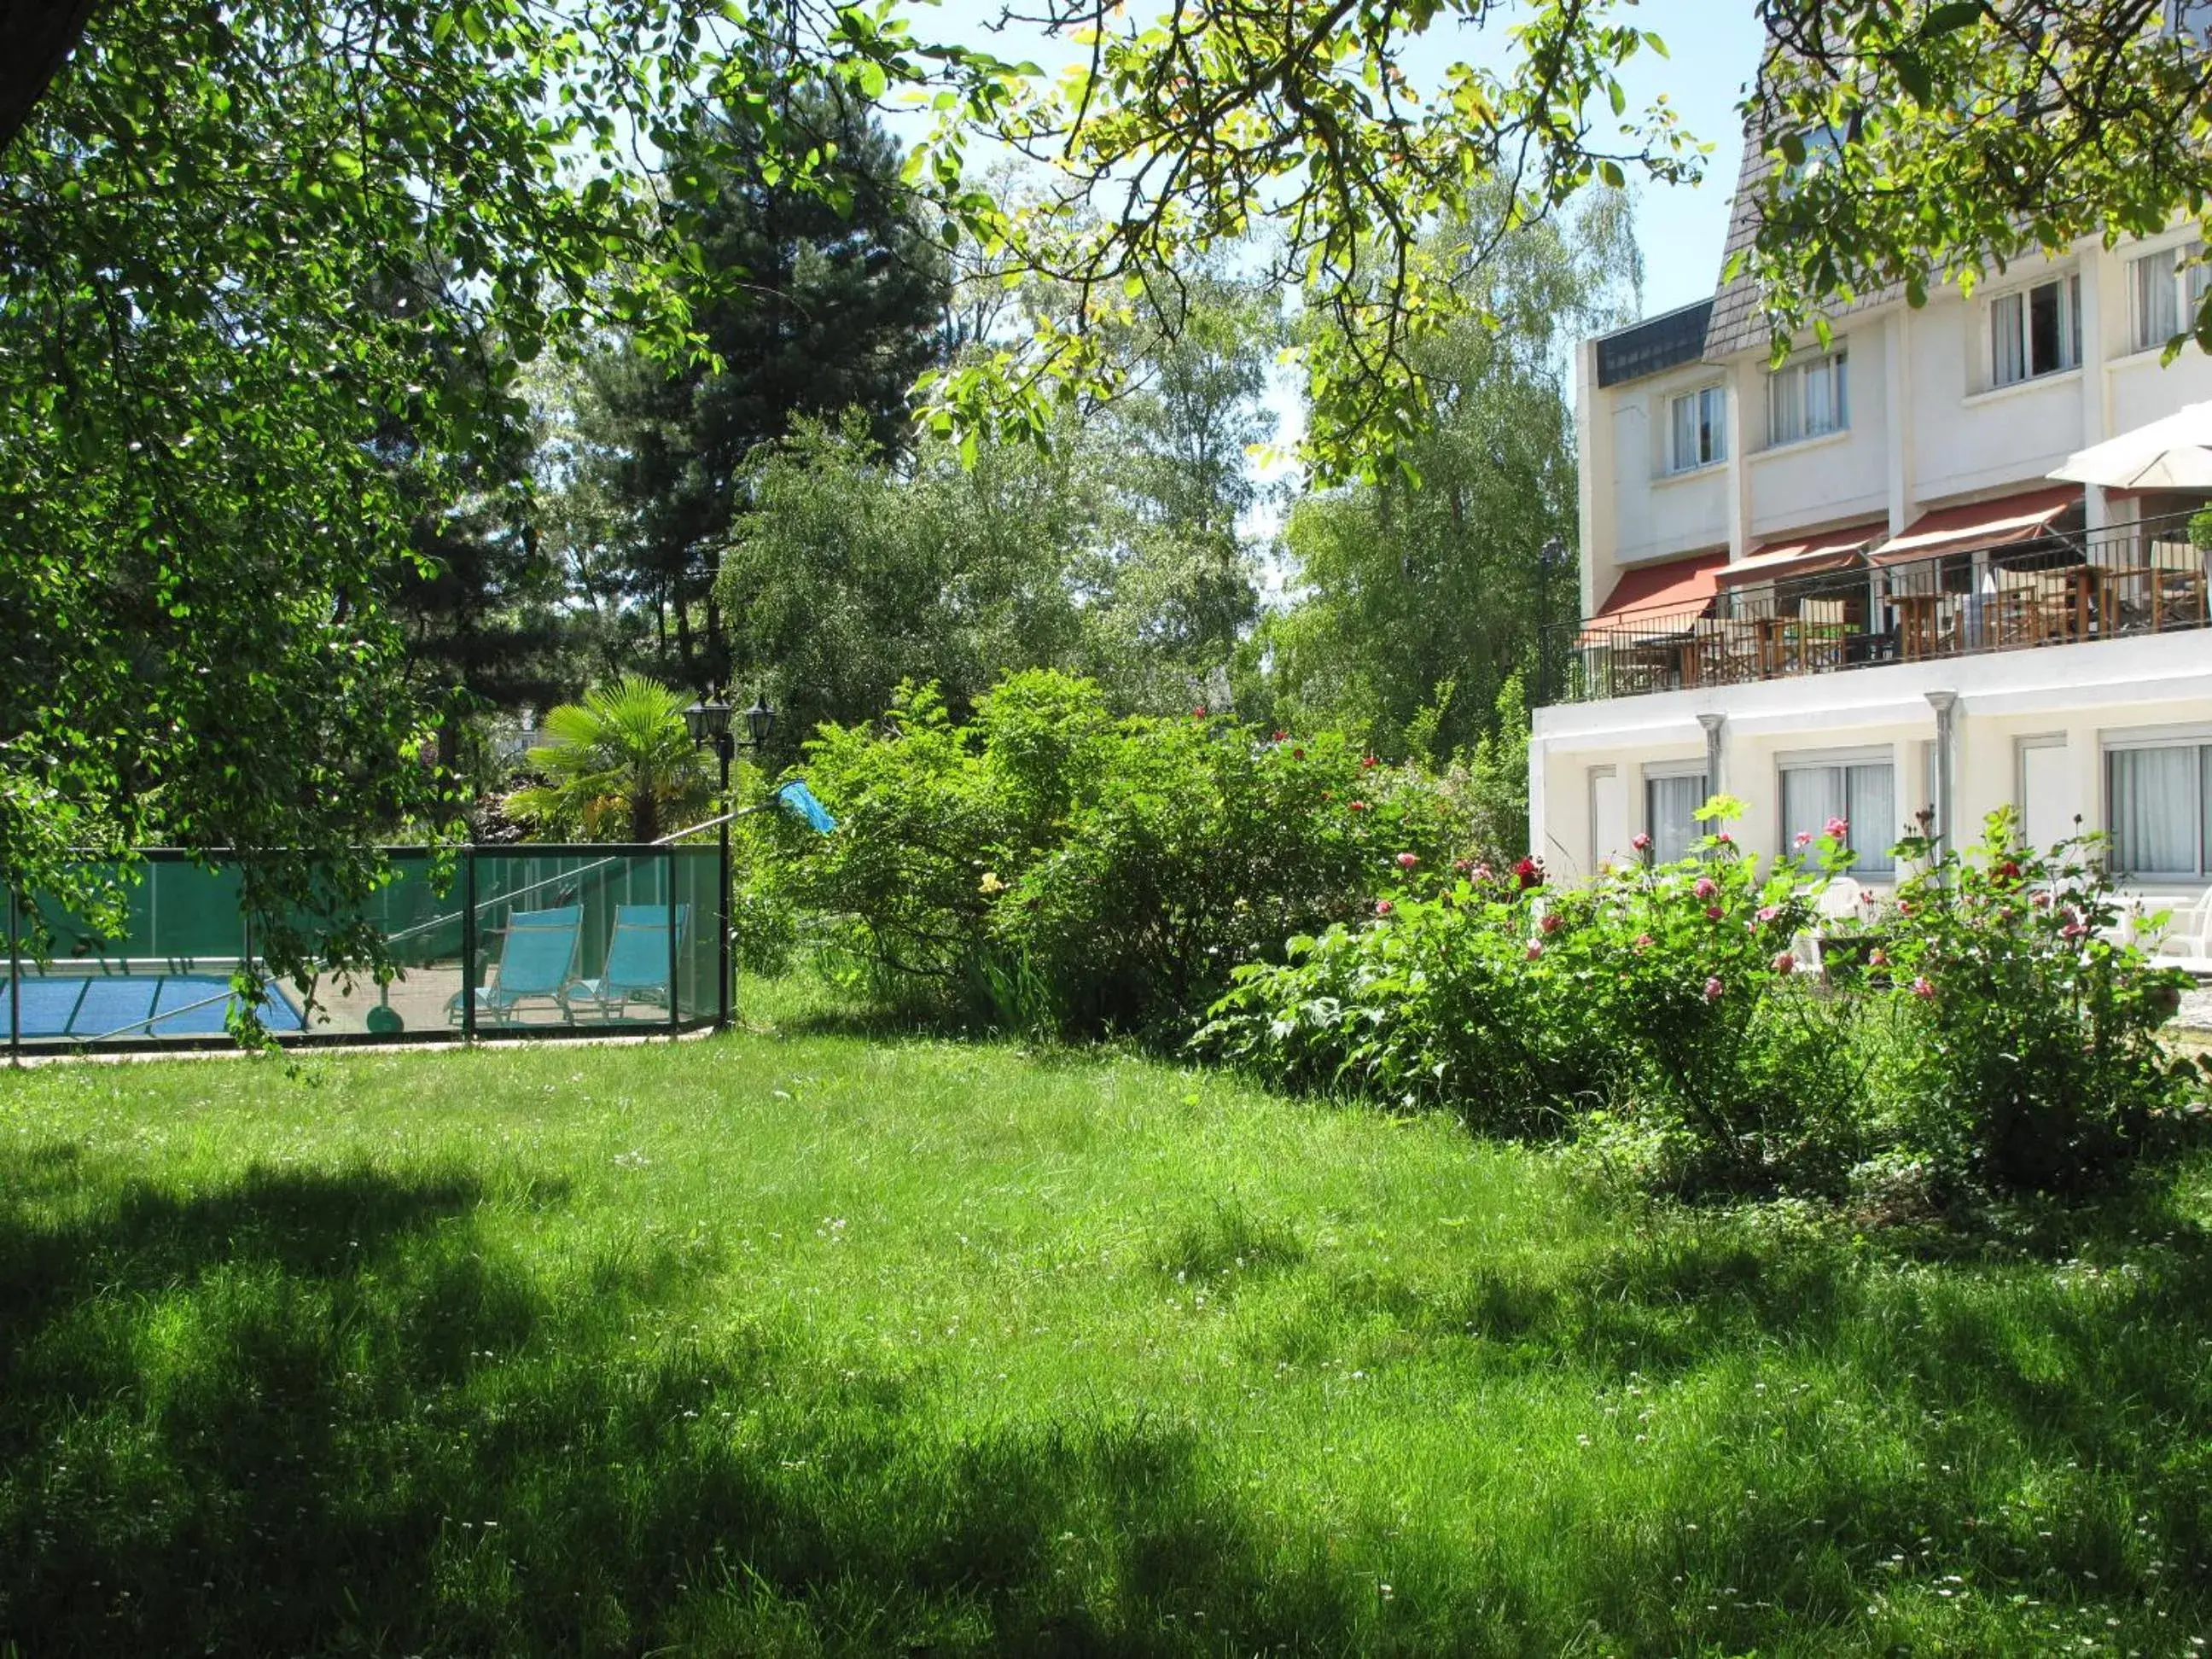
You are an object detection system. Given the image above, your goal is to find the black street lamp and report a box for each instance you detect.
[684,688,774,1031]
[1537,536,1569,707]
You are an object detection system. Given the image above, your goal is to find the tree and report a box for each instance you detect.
[504,674,708,844]
[1743,2,2212,353]
[1258,193,1639,761]
[585,83,951,690]
[716,412,1093,747]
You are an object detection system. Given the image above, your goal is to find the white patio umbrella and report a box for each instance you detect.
[2049,401,2212,491]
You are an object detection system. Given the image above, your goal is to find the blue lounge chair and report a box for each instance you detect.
[563,903,687,1022]
[447,905,582,1027]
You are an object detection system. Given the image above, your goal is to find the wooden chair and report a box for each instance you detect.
[2151,538,2209,631]
[1993,568,2047,646]
[1715,617,1766,683]
[1798,598,1850,672]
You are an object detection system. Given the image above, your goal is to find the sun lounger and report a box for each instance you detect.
[563,903,687,1022]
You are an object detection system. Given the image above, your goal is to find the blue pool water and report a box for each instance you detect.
[1,974,304,1039]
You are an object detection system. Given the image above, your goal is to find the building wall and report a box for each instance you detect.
[1575,231,2212,574]
[1532,632,2212,902]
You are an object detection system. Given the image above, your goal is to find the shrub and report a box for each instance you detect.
[766,670,1474,1036]
[1202,803,2204,1201]
[1865,811,2201,1196]
[1201,802,1866,1190]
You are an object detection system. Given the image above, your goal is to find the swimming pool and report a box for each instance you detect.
[2,973,304,1040]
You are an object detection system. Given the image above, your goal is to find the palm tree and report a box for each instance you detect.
[504,674,708,843]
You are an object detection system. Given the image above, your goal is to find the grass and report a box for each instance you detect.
[3,982,2212,1655]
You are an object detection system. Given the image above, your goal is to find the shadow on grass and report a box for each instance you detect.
[0,1146,1368,1657]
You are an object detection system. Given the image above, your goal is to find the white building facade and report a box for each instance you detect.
[1531,148,2212,903]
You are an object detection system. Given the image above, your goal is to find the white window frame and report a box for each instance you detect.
[1766,346,1849,448]
[2129,238,2209,355]
[2102,731,2212,881]
[1776,745,1899,876]
[1989,271,2082,388]
[1642,759,1710,864]
[1664,384,1727,475]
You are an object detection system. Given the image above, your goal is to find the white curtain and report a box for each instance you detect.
[1669,393,1696,471]
[1844,763,1897,875]
[1991,291,2026,386]
[2108,746,2199,876]
[2135,250,2180,352]
[1782,763,1895,875]
[1646,773,1708,864]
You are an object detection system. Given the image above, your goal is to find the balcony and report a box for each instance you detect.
[1545,512,2210,705]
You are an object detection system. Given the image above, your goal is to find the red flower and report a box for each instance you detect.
[1396,852,1419,870]
[1361,754,1380,769]
[1293,747,1306,760]
[1703,976,1725,1002]
[1272,730,1288,742]
[1513,856,1544,891]
[1374,899,1394,917]
[1540,911,1563,934]
[1348,800,1368,812]
[1772,952,1796,975]
[1705,905,1723,922]
[1993,859,2023,885]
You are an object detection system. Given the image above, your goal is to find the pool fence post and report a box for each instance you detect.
[667,847,679,1038]
[8,879,20,1066]
[461,847,479,1043]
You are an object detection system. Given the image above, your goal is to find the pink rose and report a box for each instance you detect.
[1540,911,1563,934]
[1631,832,1653,853]
[1473,863,1493,883]
[2031,891,2052,909]
[1693,876,1718,900]
[1703,976,1724,1002]
[1348,800,1368,812]
[1868,948,1889,968]
[1773,952,1796,975]
[1824,816,1848,841]
[1705,905,1724,922]
[1375,899,1394,917]
[1896,899,1913,917]
[1715,831,1734,845]
[1794,830,1813,848]
[1452,858,1473,875]
[1397,852,1419,870]
[1633,933,1654,951]
[1526,940,1545,961]
[1756,905,1780,923]
[1912,975,1935,1000]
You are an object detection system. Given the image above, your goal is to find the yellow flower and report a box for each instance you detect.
[979,872,1004,895]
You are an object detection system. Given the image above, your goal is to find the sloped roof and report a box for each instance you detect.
[1703,122,1904,362]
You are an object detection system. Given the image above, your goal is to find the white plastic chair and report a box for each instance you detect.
[1794,876,1865,974]
[2147,887,2212,975]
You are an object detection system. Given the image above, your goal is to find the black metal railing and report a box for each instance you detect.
[1544,511,2209,705]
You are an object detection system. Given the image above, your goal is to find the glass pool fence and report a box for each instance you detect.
[3,844,725,1054]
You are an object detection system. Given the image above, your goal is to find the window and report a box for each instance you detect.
[1779,759,1896,876]
[1644,770,1709,864]
[2130,241,2209,353]
[1667,386,1726,474]
[2018,736,2074,853]
[1990,274,2081,387]
[1767,348,1848,446]
[2106,742,2212,878]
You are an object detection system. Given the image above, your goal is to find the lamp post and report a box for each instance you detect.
[684,688,776,1031]
[1537,536,1569,707]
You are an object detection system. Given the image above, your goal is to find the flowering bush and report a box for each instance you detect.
[1862,810,2200,1196]
[1202,801,2206,1201]
[767,670,1475,1035]
[1202,800,1868,1189]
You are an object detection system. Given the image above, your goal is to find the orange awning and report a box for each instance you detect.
[1871,486,2081,566]
[1576,548,1727,645]
[1714,521,1884,589]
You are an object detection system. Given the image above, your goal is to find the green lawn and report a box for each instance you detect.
[3,989,2210,1656]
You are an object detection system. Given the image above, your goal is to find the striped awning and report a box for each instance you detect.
[1715,521,1884,589]
[1871,486,2081,565]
